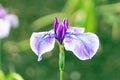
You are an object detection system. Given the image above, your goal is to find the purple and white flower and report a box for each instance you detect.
[30,17,99,61]
[0,4,18,39]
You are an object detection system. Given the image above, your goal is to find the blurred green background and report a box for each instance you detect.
[0,0,120,80]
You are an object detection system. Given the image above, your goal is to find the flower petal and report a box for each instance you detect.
[63,18,68,28]
[0,20,11,39]
[54,17,59,33]
[64,32,99,60]
[30,31,55,61]
[5,14,19,27]
[67,27,85,34]
[0,5,8,18]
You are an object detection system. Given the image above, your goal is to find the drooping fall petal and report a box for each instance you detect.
[30,31,55,61]
[64,32,99,60]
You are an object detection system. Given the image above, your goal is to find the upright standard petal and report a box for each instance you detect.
[0,5,8,18]
[54,17,68,44]
[63,18,68,29]
[54,17,59,33]
[30,31,55,61]
[64,32,99,60]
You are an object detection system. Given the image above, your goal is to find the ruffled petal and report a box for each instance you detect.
[67,27,85,34]
[64,32,99,60]
[30,31,55,61]
[0,20,11,39]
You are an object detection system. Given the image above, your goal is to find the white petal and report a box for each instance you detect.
[5,14,19,27]
[0,20,11,39]
[64,33,99,60]
[30,31,55,61]
[67,27,85,34]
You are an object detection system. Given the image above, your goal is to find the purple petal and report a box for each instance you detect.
[54,17,59,33]
[54,17,68,44]
[0,20,11,39]
[5,14,19,27]
[63,18,68,29]
[30,31,55,61]
[0,5,8,18]
[56,23,66,43]
[63,33,99,60]
[67,27,85,34]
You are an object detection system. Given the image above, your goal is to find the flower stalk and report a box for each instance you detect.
[59,45,65,80]
[0,40,2,70]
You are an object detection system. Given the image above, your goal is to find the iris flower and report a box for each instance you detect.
[0,4,18,39]
[30,17,99,61]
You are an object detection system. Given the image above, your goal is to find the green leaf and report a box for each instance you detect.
[62,0,79,14]
[30,13,67,31]
[6,72,24,80]
[0,70,5,80]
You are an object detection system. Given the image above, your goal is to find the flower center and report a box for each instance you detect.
[56,23,67,44]
[54,17,68,44]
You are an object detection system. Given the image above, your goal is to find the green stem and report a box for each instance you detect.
[0,40,2,70]
[59,45,65,80]
[60,70,63,80]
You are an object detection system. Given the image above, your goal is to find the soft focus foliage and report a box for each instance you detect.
[0,0,120,80]
[0,70,23,80]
